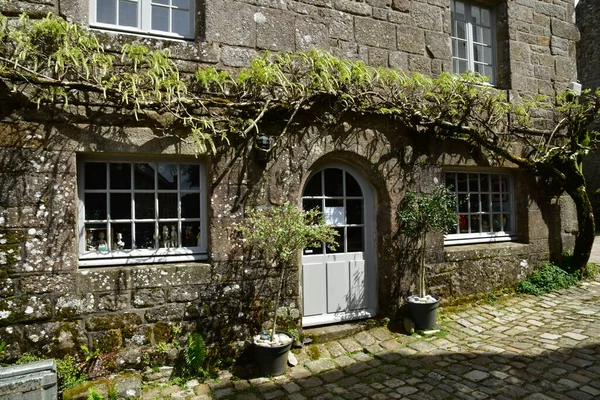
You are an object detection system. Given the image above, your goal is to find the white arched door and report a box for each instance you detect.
[301,164,376,327]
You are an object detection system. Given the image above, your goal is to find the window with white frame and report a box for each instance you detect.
[78,159,207,266]
[90,0,195,39]
[451,0,495,84]
[445,171,516,245]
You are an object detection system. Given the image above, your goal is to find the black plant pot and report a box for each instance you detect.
[407,295,440,330]
[254,331,293,376]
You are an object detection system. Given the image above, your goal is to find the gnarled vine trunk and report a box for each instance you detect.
[565,184,595,273]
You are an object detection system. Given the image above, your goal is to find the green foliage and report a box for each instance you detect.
[87,387,104,400]
[517,262,578,296]
[57,355,88,391]
[396,185,457,297]
[184,333,206,377]
[0,340,6,355]
[15,353,43,364]
[237,203,338,267]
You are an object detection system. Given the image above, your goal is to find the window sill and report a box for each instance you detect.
[90,24,195,43]
[444,241,528,262]
[79,252,208,268]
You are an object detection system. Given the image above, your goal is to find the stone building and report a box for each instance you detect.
[0,0,581,366]
[576,0,600,220]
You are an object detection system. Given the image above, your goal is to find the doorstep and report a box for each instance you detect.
[302,318,388,343]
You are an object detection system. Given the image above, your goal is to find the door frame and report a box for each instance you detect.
[301,162,378,327]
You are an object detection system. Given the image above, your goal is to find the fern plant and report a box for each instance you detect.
[184,332,206,377]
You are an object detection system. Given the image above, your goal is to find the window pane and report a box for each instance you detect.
[481,9,491,27]
[480,174,489,191]
[158,193,178,218]
[85,193,107,220]
[457,40,467,59]
[475,63,485,75]
[493,214,506,231]
[471,5,481,25]
[111,193,131,219]
[482,27,492,46]
[345,172,362,197]
[182,222,200,247]
[459,215,468,233]
[85,162,107,190]
[491,175,501,192]
[484,47,493,64]
[469,193,480,212]
[97,0,117,24]
[458,194,468,213]
[153,0,169,4]
[470,215,481,233]
[481,193,490,212]
[159,223,178,247]
[484,65,494,81]
[482,214,491,232]
[135,163,155,189]
[457,173,467,191]
[469,174,479,192]
[445,172,456,189]
[135,193,155,219]
[173,0,190,8]
[473,26,482,43]
[118,0,138,27]
[304,173,322,196]
[502,214,511,231]
[152,5,169,32]
[181,193,200,218]
[180,165,200,190]
[457,60,468,73]
[135,222,156,249]
[111,223,131,250]
[85,224,107,251]
[456,21,466,39]
[327,227,345,254]
[454,1,465,20]
[347,227,364,252]
[110,163,131,189]
[324,169,344,196]
[157,163,178,190]
[474,45,483,62]
[303,198,322,213]
[172,9,190,36]
[346,199,363,225]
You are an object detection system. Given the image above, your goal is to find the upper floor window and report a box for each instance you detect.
[90,0,195,39]
[77,158,207,267]
[445,171,516,245]
[451,0,495,84]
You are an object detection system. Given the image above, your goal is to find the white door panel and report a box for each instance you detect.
[326,261,350,313]
[303,262,327,317]
[349,260,366,310]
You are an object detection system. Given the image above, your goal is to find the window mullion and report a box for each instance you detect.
[130,163,136,250]
[140,0,150,31]
[466,5,475,73]
[154,163,159,249]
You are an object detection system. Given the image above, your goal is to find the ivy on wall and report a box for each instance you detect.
[1,12,600,270]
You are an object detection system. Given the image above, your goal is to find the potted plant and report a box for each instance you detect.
[396,185,457,330]
[237,203,337,376]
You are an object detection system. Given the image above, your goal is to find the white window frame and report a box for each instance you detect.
[451,0,496,85]
[444,170,517,246]
[77,156,208,267]
[89,0,195,40]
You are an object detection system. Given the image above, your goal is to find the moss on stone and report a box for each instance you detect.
[306,344,321,361]
[86,312,142,331]
[62,378,110,400]
[152,322,172,344]
[0,230,25,244]
[94,329,122,353]
[0,244,21,265]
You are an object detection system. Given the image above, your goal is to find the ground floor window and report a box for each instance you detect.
[444,171,516,245]
[77,157,207,266]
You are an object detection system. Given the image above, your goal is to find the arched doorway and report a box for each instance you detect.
[301,163,377,327]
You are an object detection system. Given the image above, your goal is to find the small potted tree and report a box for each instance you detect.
[396,185,457,330]
[237,203,337,376]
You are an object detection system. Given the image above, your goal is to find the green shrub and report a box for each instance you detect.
[517,262,578,296]
[184,333,206,377]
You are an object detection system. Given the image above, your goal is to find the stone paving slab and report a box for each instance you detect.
[143,277,600,399]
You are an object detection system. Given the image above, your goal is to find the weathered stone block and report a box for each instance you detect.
[144,304,186,322]
[221,46,259,68]
[391,0,409,12]
[410,5,442,31]
[86,312,143,331]
[334,0,372,16]
[425,31,451,60]
[78,268,130,293]
[256,9,295,51]
[97,292,130,312]
[389,51,408,70]
[132,289,166,308]
[407,54,431,75]
[63,379,110,400]
[368,47,389,67]
[130,264,210,289]
[555,57,576,79]
[123,325,152,347]
[0,295,52,325]
[324,9,354,41]
[396,25,424,55]
[55,293,95,319]
[113,373,142,400]
[0,230,25,245]
[19,274,76,295]
[168,287,200,303]
[295,17,329,51]
[91,329,122,352]
[0,244,21,266]
[355,17,396,49]
[204,0,257,47]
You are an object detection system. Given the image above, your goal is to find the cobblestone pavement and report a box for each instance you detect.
[144,276,600,400]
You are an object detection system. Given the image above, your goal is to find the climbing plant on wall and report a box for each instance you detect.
[1,12,600,271]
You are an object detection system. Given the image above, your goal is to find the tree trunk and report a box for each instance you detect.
[565,184,595,273]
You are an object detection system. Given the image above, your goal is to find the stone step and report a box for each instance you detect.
[302,318,388,343]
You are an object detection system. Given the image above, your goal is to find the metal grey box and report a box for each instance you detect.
[0,359,57,400]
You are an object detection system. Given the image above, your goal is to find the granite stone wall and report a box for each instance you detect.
[576,0,600,221]
[0,0,581,369]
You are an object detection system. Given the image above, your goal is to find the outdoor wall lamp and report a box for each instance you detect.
[255,132,272,164]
